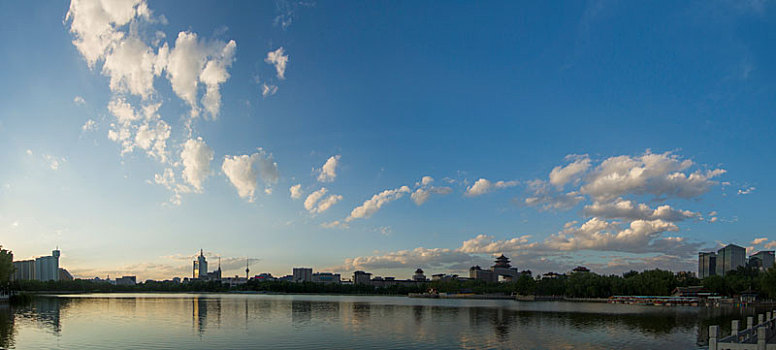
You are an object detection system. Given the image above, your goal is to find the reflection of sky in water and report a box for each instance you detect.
[3,294,772,349]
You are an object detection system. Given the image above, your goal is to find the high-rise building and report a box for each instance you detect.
[750,251,775,271]
[193,249,208,279]
[353,271,372,284]
[13,260,35,281]
[19,249,61,282]
[292,268,312,283]
[698,252,717,278]
[716,244,746,276]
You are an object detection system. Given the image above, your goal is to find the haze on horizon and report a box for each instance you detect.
[1,0,774,281]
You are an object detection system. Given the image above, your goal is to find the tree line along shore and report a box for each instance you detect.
[6,266,776,300]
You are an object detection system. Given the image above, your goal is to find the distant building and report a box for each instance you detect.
[172,277,181,283]
[470,255,521,283]
[749,251,774,271]
[698,252,717,278]
[13,260,35,281]
[311,272,340,284]
[353,271,372,284]
[292,268,313,283]
[59,268,73,281]
[572,266,590,273]
[116,276,137,285]
[253,273,276,282]
[541,272,563,279]
[717,244,746,276]
[193,249,208,279]
[413,268,426,282]
[13,249,61,281]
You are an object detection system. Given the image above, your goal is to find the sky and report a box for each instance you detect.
[1,0,775,281]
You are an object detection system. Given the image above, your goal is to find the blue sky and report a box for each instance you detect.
[1,0,774,280]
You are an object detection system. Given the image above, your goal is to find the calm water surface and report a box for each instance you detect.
[0,293,769,349]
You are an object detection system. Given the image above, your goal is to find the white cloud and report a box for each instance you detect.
[221,149,279,201]
[102,35,157,99]
[549,155,590,188]
[304,187,327,211]
[339,247,479,272]
[289,184,303,199]
[583,198,700,222]
[346,186,411,222]
[180,138,213,191]
[66,0,146,67]
[315,194,343,214]
[738,186,756,195]
[410,176,453,205]
[317,155,341,182]
[153,168,191,206]
[74,96,86,105]
[766,241,776,249]
[261,83,278,97]
[579,151,725,201]
[42,154,65,171]
[303,187,342,214]
[459,234,537,254]
[544,217,695,255]
[163,31,237,118]
[81,119,97,132]
[524,180,584,210]
[464,178,517,197]
[265,47,288,79]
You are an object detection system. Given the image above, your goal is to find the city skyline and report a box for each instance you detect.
[2,1,776,281]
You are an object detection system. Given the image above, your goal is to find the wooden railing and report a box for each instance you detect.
[709,310,776,350]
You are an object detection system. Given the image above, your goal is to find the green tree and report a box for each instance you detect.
[0,247,12,285]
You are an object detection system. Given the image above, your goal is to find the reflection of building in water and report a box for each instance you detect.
[192,297,221,335]
[29,297,68,335]
[291,300,312,325]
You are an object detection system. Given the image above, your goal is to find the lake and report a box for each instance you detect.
[0,293,768,349]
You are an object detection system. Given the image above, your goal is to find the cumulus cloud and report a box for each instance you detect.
[524,180,584,211]
[81,119,97,132]
[338,247,481,272]
[751,237,768,245]
[74,96,86,105]
[410,176,452,205]
[346,186,411,222]
[106,99,170,162]
[459,234,537,254]
[180,138,213,191]
[289,184,303,199]
[583,198,700,222]
[303,187,343,214]
[544,217,695,255]
[265,47,288,79]
[153,167,192,206]
[549,155,590,188]
[464,178,518,197]
[221,149,279,201]
[317,155,341,182]
[579,151,725,201]
[766,241,776,249]
[163,31,237,118]
[42,154,66,171]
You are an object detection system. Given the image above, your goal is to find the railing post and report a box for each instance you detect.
[709,325,718,350]
[757,326,766,350]
[748,316,755,329]
[767,311,772,321]
[759,314,764,325]
[732,320,739,342]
